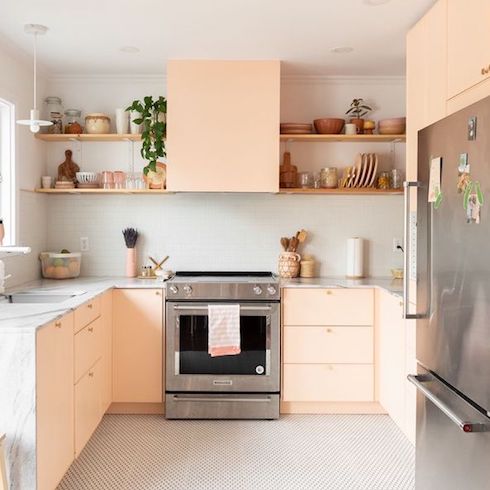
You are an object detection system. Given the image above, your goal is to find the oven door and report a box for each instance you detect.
[166,302,279,393]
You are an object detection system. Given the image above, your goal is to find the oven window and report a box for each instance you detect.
[179,314,267,375]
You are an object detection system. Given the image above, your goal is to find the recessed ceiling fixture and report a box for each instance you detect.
[120,46,140,54]
[330,46,354,54]
[363,0,391,5]
[16,24,52,133]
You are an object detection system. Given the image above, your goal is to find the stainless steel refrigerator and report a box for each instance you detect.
[406,96,490,489]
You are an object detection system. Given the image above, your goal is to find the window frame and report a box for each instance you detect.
[0,97,16,246]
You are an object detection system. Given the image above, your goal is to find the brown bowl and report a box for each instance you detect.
[313,118,345,134]
[378,117,406,134]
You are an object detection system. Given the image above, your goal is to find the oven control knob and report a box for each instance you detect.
[267,286,277,295]
[169,285,179,294]
[253,286,263,295]
[183,285,193,295]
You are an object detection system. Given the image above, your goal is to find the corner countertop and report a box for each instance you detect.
[0,275,403,334]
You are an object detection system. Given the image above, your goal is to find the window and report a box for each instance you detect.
[0,98,15,246]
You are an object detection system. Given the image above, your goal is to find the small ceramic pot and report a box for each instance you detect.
[349,118,364,134]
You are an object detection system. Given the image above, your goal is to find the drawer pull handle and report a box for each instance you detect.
[89,371,94,377]
[88,327,94,333]
[326,290,333,295]
[326,328,332,333]
[87,303,93,309]
[155,291,161,296]
[55,321,62,328]
[482,67,487,75]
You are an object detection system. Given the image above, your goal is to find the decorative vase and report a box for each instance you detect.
[126,248,137,277]
[350,118,364,134]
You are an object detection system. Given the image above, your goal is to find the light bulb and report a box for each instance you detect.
[30,123,40,133]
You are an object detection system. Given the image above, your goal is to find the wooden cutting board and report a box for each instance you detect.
[280,151,298,188]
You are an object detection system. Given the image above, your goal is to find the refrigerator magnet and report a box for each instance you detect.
[457,153,471,194]
[464,181,483,224]
[428,157,442,203]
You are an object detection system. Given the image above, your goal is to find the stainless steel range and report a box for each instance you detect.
[165,271,280,419]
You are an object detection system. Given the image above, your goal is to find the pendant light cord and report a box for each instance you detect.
[33,32,37,110]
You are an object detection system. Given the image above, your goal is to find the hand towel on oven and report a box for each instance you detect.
[208,304,241,357]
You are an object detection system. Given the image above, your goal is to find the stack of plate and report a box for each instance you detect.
[339,153,379,189]
[280,123,313,134]
[55,181,75,189]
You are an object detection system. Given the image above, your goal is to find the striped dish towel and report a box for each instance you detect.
[208,304,241,357]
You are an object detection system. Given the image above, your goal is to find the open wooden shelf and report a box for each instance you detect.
[279,134,406,143]
[35,133,141,142]
[279,188,403,195]
[34,188,168,195]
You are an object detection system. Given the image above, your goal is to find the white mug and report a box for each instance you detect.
[41,176,52,189]
[344,123,357,135]
[115,108,129,135]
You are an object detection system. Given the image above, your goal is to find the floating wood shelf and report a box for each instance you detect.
[34,188,168,195]
[35,134,141,142]
[279,134,406,143]
[278,188,403,195]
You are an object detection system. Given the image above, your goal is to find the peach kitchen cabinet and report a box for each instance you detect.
[375,288,415,444]
[447,0,490,100]
[113,289,164,403]
[100,290,113,413]
[281,288,375,408]
[166,60,280,192]
[36,313,75,490]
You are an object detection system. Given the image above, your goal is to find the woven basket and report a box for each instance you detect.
[278,252,301,278]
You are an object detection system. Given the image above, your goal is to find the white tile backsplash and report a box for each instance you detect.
[46,193,403,277]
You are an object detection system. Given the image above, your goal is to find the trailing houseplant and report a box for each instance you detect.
[345,98,372,134]
[126,96,167,186]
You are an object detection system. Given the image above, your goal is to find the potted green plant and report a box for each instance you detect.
[345,98,372,134]
[126,96,167,188]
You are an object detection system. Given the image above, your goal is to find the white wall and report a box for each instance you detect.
[42,74,405,277]
[0,37,47,286]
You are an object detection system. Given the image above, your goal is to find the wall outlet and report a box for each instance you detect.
[80,237,89,252]
[392,238,402,253]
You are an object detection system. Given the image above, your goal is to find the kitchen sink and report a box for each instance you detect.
[4,289,87,304]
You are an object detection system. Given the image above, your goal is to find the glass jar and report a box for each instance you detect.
[64,109,83,134]
[298,172,314,189]
[391,168,403,189]
[44,96,63,120]
[48,112,63,134]
[320,167,338,188]
[377,171,391,189]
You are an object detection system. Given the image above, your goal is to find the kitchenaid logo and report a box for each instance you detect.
[213,380,233,386]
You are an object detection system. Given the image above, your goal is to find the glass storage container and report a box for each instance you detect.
[64,109,83,134]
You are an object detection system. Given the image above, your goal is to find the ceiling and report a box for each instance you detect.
[0,0,435,76]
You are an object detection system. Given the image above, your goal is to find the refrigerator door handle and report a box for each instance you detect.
[403,181,421,319]
[408,374,490,433]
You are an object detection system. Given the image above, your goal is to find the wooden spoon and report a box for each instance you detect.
[280,237,290,251]
[288,236,299,252]
[297,229,307,243]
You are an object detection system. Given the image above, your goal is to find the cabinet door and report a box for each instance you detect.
[101,290,113,413]
[448,0,490,99]
[74,359,102,456]
[376,290,406,431]
[36,313,74,490]
[113,289,163,403]
[167,60,280,192]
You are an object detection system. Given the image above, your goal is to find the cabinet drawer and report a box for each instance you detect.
[74,317,103,383]
[282,364,374,402]
[282,288,373,326]
[74,296,101,334]
[283,326,373,364]
[75,359,102,456]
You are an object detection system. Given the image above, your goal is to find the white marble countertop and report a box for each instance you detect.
[0,275,403,334]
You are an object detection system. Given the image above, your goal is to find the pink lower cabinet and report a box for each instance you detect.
[281,288,375,410]
[74,359,103,456]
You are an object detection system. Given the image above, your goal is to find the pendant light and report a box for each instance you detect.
[16,24,52,133]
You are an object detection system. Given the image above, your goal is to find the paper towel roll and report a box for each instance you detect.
[346,237,364,278]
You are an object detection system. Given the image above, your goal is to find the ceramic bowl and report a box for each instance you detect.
[313,118,345,134]
[76,172,99,184]
[378,117,406,134]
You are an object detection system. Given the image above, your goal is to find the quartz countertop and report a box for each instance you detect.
[0,275,403,333]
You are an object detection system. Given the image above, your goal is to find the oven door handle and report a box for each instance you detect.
[172,305,272,312]
[171,395,272,403]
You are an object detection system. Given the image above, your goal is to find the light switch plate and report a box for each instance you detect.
[80,237,89,252]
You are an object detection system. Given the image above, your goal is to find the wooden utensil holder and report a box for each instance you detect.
[278,252,301,278]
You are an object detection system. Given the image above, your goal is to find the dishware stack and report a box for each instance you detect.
[76,172,99,189]
[339,153,379,189]
[280,123,312,134]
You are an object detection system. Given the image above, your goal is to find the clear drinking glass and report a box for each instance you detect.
[298,172,314,188]
[113,171,126,189]
[391,169,403,189]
